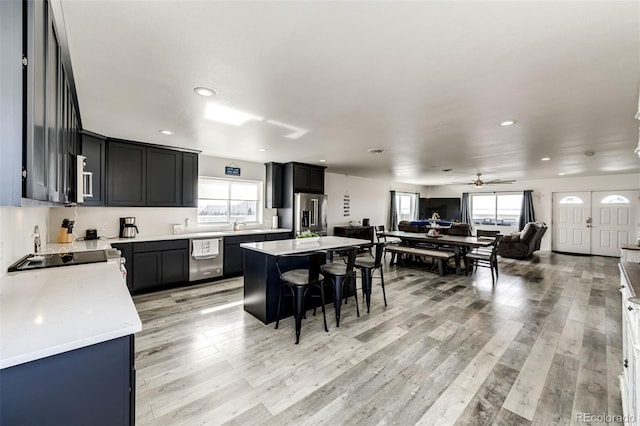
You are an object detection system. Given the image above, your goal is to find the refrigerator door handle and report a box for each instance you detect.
[311,199,318,226]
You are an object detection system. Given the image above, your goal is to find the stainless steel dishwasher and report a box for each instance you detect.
[189,238,224,281]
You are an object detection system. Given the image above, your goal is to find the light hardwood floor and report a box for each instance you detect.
[133,252,623,425]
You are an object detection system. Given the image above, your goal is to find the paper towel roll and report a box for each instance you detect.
[272,216,279,229]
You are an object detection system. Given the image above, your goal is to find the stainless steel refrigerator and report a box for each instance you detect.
[294,193,328,235]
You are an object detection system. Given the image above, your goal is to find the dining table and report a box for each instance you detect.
[381,230,495,274]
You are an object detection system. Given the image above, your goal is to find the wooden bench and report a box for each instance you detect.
[385,245,455,276]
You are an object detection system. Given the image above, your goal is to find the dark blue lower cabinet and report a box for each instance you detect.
[0,335,135,426]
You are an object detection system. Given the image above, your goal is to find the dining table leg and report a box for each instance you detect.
[454,246,461,275]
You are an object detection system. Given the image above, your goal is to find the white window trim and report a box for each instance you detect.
[395,191,418,225]
[470,191,523,228]
[197,176,263,225]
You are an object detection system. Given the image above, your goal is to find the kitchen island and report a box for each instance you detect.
[0,260,141,425]
[241,236,370,324]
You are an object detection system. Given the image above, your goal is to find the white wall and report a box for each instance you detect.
[48,206,200,241]
[325,172,426,234]
[0,206,49,276]
[199,155,265,181]
[424,172,640,251]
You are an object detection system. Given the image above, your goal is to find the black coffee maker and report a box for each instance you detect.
[119,217,139,238]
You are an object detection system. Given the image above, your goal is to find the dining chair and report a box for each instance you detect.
[275,251,329,344]
[474,230,501,255]
[374,225,401,263]
[320,247,359,327]
[465,234,503,284]
[354,242,387,313]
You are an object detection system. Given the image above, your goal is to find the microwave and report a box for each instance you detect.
[69,154,93,204]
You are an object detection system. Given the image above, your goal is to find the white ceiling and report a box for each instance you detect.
[60,0,640,186]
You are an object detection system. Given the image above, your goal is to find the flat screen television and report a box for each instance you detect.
[419,197,461,221]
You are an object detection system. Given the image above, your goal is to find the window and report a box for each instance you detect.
[198,177,262,224]
[395,192,418,223]
[471,193,523,226]
[601,195,630,204]
[559,196,584,204]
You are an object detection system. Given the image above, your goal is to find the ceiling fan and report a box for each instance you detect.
[455,173,516,188]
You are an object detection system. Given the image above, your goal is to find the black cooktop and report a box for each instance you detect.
[8,251,108,272]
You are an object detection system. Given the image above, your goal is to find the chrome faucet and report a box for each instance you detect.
[33,225,41,254]
[232,220,245,231]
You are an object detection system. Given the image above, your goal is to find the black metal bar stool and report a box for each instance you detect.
[275,251,328,344]
[320,247,359,327]
[354,242,387,313]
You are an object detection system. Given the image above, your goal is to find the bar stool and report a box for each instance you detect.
[354,242,387,313]
[275,251,328,344]
[320,247,359,327]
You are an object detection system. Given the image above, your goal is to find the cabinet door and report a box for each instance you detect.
[224,234,266,276]
[0,0,23,206]
[293,164,309,193]
[0,335,133,425]
[182,152,198,207]
[162,249,189,285]
[107,141,146,206]
[24,0,49,201]
[45,13,62,203]
[265,162,283,208]
[80,132,106,206]
[147,147,181,207]
[132,251,162,291]
[307,166,324,194]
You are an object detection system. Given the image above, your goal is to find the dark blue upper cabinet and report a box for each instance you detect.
[22,0,80,204]
[0,0,23,206]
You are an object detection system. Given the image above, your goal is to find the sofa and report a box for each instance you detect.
[497,222,547,259]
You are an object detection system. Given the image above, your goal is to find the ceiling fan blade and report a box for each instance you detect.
[484,179,516,184]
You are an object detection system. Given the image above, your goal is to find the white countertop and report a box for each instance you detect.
[41,239,114,254]
[37,228,291,253]
[240,236,371,256]
[0,261,141,369]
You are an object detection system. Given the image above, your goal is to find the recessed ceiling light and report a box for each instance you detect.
[194,87,216,97]
[500,120,517,126]
[257,148,266,152]
[368,148,384,154]
[541,157,551,161]
[319,159,326,163]
[584,150,595,157]
[558,172,566,176]
[159,130,174,135]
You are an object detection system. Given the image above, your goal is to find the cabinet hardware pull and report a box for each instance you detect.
[621,285,626,289]
[628,306,634,311]
[624,359,629,368]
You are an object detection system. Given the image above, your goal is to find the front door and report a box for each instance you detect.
[553,192,591,254]
[591,191,638,256]
[552,190,639,256]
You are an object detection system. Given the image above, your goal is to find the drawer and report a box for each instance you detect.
[224,234,266,245]
[265,232,292,241]
[133,239,189,253]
